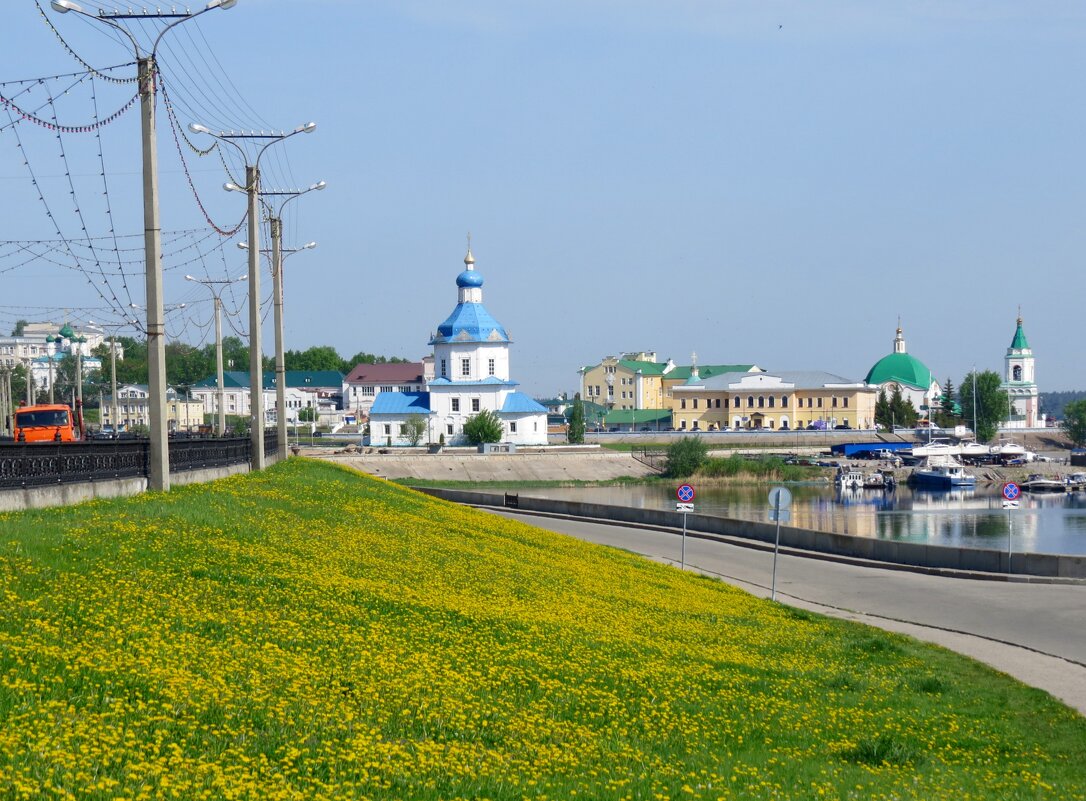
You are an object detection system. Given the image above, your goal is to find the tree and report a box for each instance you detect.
[933,377,960,429]
[1062,399,1086,447]
[463,409,503,445]
[874,389,891,430]
[567,393,586,444]
[10,320,27,336]
[284,345,345,372]
[959,370,1008,443]
[402,414,427,446]
[298,406,318,423]
[665,436,707,478]
[888,385,918,429]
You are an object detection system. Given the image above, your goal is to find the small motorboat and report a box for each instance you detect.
[1021,474,1067,493]
[908,457,976,489]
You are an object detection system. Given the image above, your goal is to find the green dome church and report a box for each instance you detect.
[865,324,940,412]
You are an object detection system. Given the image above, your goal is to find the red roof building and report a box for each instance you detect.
[343,359,432,418]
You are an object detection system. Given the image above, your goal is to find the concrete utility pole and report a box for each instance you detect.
[185,274,247,437]
[111,337,119,435]
[189,123,318,469]
[241,229,318,460]
[50,0,237,489]
[245,182,323,460]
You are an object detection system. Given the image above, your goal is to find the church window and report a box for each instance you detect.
[510,422,517,433]
[488,358,496,376]
[472,398,480,412]
[461,358,470,377]
[441,359,446,377]
[1013,365,1022,381]
[452,398,460,412]
[447,423,454,435]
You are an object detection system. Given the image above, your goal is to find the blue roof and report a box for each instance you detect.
[369,391,431,415]
[431,302,510,345]
[429,376,518,387]
[501,392,547,414]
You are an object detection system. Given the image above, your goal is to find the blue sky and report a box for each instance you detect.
[2,1,1084,395]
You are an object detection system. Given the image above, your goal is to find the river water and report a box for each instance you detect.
[502,483,1086,556]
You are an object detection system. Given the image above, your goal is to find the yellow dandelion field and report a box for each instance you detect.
[0,458,1083,800]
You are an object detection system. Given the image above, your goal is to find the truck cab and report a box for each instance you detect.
[12,404,77,443]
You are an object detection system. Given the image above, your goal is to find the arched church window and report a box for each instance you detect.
[1013,366,1022,381]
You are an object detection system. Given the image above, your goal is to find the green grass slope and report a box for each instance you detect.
[0,459,1082,800]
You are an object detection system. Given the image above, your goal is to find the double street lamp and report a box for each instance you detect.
[184,274,248,436]
[239,181,324,459]
[50,0,236,491]
[188,122,317,469]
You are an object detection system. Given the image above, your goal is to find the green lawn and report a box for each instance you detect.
[0,459,1082,800]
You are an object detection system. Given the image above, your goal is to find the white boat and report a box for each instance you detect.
[910,439,962,458]
[959,441,992,459]
[908,457,976,489]
[1066,473,1086,490]
[991,440,1035,463]
[835,468,864,490]
[1021,474,1066,493]
[863,470,897,490]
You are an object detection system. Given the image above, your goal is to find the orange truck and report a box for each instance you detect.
[11,403,83,443]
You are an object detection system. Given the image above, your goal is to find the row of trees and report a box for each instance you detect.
[874,370,1011,442]
[1,333,407,407]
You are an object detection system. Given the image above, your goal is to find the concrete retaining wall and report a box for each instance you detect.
[0,462,252,512]
[419,488,1086,579]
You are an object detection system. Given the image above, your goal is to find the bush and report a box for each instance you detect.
[665,437,707,478]
[463,409,503,445]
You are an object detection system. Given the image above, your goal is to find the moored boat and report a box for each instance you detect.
[1021,474,1066,493]
[907,457,976,489]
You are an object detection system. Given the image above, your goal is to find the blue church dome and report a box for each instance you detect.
[456,269,484,288]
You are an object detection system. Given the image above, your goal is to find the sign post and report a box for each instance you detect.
[676,483,695,569]
[1002,482,1020,573]
[768,487,792,601]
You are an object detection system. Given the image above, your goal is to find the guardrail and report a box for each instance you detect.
[0,432,278,491]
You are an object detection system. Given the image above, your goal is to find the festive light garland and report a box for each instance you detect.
[0,83,138,134]
[159,68,245,238]
[34,1,138,85]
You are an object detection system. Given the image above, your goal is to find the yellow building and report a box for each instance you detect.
[579,353,669,411]
[580,353,759,413]
[669,370,877,431]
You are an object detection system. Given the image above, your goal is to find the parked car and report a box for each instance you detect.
[834,424,852,430]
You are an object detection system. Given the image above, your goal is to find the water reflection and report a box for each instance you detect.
[506,483,1086,555]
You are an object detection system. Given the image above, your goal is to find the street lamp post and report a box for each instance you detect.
[240,182,323,459]
[189,122,317,469]
[184,274,248,436]
[50,0,236,490]
[88,320,135,437]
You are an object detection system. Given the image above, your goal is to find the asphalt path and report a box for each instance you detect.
[488,508,1086,715]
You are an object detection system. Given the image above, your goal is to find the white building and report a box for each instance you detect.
[1001,314,1041,429]
[369,246,548,446]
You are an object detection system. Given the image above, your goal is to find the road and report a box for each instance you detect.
[488,508,1086,715]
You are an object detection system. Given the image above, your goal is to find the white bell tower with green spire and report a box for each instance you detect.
[1001,311,1039,429]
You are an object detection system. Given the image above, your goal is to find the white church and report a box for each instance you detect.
[368,246,548,446]
[1001,314,1041,429]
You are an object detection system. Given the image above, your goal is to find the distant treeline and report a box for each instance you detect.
[1040,391,1086,420]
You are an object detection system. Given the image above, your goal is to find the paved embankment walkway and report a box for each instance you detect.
[316,450,656,482]
[489,508,1086,716]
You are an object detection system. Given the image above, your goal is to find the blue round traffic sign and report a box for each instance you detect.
[676,484,695,503]
[1002,482,1020,501]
